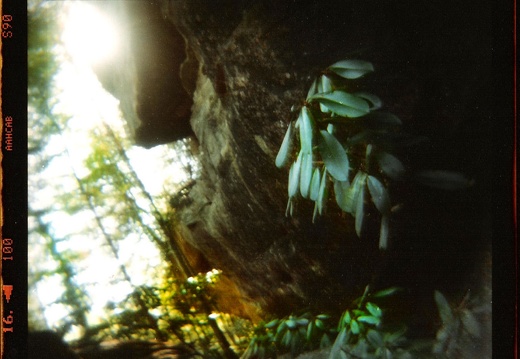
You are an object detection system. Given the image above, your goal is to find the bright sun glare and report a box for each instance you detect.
[62,2,120,65]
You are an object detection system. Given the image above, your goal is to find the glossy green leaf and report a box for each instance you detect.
[317,168,329,216]
[367,175,391,214]
[377,152,405,180]
[309,168,321,201]
[275,122,294,168]
[315,318,325,330]
[319,75,333,113]
[355,184,365,237]
[306,321,315,341]
[265,319,279,328]
[286,318,297,329]
[311,90,370,118]
[354,92,382,110]
[327,123,336,134]
[328,59,374,79]
[300,152,313,198]
[297,318,309,326]
[379,213,390,250]
[318,130,349,181]
[357,315,380,325]
[306,77,318,100]
[316,314,330,320]
[366,302,383,318]
[320,74,333,93]
[300,107,314,153]
[415,170,472,190]
[343,171,367,214]
[288,153,302,197]
[350,319,360,335]
[334,179,351,212]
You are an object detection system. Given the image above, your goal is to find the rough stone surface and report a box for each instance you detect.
[159,0,494,321]
[95,0,496,339]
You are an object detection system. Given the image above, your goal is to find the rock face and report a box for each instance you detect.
[97,0,496,337]
[93,1,194,148]
[160,0,494,319]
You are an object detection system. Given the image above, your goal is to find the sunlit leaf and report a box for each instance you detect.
[327,123,336,134]
[358,315,380,325]
[275,122,294,168]
[367,175,391,214]
[311,90,370,118]
[377,152,405,180]
[300,107,314,153]
[366,302,383,318]
[415,170,472,190]
[315,318,326,330]
[309,168,321,201]
[286,318,297,329]
[328,59,374,79]
[354,92,382,110]
[379,213,390,250]
[355,185,365,237]
[350,319,360,335]
[334,179,351,212]
[318,130,349,181]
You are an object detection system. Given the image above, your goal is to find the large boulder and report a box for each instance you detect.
[95,0,497,340]
[160,0,494,323]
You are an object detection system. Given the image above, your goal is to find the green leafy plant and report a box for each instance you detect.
[328,286,413,359]
[276,59,473,249]
[244,312,334,358]
[244,286,407,359]
[433,290,489,358]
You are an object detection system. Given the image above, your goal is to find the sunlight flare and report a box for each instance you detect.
[62,2,120,66]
